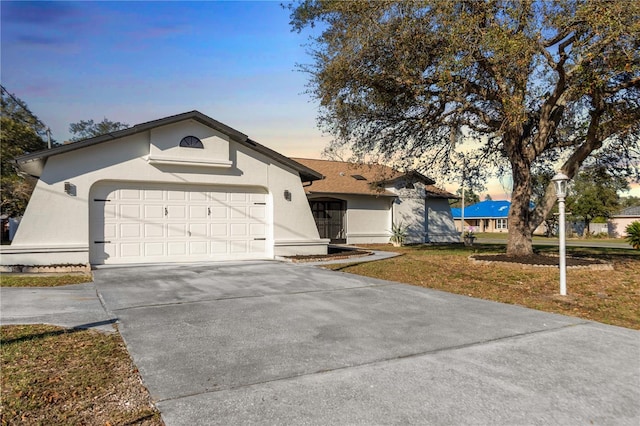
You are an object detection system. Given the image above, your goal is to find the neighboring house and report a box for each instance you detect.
[608,205,640,238]
[451,200,511,233]
[292,158,459,244]
[0,111,328,267]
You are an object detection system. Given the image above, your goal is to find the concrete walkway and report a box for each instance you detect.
[0,281,116,332]
[91,261,639,425]
[2,260,638,425]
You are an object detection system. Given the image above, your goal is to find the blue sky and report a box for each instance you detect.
[2,1,637,198]
[1,0,327,158]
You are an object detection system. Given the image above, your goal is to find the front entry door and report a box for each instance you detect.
[310,200,346,243]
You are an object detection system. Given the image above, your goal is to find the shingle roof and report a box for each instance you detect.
[613,205,640,217]
[451,200,511,219]
[292,158,456,199]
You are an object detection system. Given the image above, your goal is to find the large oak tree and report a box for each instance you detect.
[288,0,640,256]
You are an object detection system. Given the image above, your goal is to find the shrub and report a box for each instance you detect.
[625,221,640,249]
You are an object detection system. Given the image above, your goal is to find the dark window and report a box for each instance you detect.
[179,136,204,148]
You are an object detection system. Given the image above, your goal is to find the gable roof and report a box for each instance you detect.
[451,200,511,219]
[15,110,323,182]
[292,158,455,199]
[613,205,640,217]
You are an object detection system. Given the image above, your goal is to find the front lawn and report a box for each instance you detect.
[326,244,640,330]
[0,274,92,287]
[0,324,162,425]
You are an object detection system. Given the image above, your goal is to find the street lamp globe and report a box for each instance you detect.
[552,173,570,199]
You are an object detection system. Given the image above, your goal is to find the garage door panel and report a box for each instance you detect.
[230,223,247,236]
[144,205,164,219]
[92,184,270,264]
[120,204,141,220]
[168,224,187,237]
[189,192,207,202]
[144,189,163,200]
[167,205,186,219]
[167,191,186,201]
[250,240,265,253]
[168,242,187,255]
[121,243,141,257]
[144,223,164,238]
[249,223,266,237]
[189,241,208,255]
[189,223,207,237]
[230,206,247,219]
[104,204,117,219]
[210,206,227,219]
[121,189,141,200]
[120,223,141,238]
[230,240,247,253]
[104,224,117,239]
[250,205,266,219]
[189,205,208,219]
[210,223,227,236]
[144,242,164,256]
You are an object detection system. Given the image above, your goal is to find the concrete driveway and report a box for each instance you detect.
[92,261,639,425]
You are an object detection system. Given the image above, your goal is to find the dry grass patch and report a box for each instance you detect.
[1,324,162,425]
[0,274,92,287]
[327,244,640,330]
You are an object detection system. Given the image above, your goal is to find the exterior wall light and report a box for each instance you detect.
[284,190,292,201]
[64,182,76,196]
[552,172,570,296]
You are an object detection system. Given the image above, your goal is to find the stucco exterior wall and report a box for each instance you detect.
[425,199,460,243]
[344,195,393,244]
[389,183,459,244]
[1,119,326,265]
[608,217,639,238]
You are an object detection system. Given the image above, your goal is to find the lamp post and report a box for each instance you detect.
[552,173,570,296]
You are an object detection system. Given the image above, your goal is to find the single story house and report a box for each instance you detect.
[292,158,459,244]
[608,205,640,238]
[451,200,511,233]
[1,111,329,267]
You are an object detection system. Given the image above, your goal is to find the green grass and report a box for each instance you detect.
[1,324,162,425]
[0,274,92,287]
[328,244,640,329]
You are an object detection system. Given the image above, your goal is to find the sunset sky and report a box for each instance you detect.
[2,1,637,199]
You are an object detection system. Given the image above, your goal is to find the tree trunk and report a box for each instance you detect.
[507,156,534,256]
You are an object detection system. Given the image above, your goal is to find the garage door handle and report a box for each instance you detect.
[93,199,111,202]
[208,207,211,216]
[94,241,111,244]
[165,207,168,216]
[254,238,266,241]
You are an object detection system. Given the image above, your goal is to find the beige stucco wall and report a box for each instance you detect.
[609,217,639,238]
[1,119,326,265]
[344,195,393,244]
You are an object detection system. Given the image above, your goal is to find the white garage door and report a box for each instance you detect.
[90,183,270,264]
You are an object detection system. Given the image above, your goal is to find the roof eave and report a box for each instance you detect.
[14,110,322,181]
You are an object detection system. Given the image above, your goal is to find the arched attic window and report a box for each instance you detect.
[179,135,204,148]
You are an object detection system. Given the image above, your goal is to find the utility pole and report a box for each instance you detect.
[46,127,51,149]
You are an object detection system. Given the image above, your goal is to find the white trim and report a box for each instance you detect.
[274,239,330,247]
[146,155,232,168]
[0,244,88,254]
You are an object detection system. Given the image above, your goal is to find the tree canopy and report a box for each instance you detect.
[288,0,640,255]
[69,118,129,142]
[0,87,48,217]
[567,165,629,233]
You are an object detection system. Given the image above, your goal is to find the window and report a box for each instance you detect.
[351,174,367,181]
[179,136,204,148]
[496,218,508,230]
